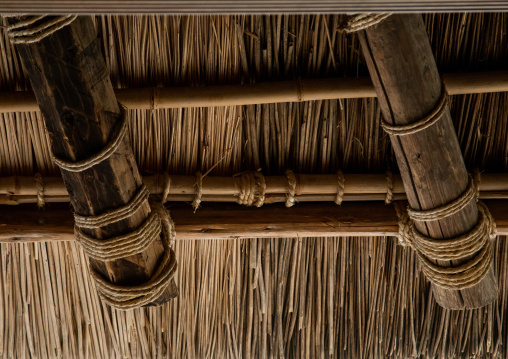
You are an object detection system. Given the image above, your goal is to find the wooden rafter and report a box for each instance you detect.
[357,14,497,309]
[10,16,177,305]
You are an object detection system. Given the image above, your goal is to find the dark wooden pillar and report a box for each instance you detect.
[11,16,177,305]
[356,14,497,309]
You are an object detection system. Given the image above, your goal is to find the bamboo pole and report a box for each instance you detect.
[1,172,508,205]
[0,71,506,113]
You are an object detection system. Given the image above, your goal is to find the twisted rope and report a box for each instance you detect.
[74,185,149,229]
[76,197,177,309]
[192,172,203,212]
[381,86,449,136]
[408,174,477,222]
[34,173,45,208]
[253,171,266,207]
[75,209,161,262]
[335,170,345,206]
[385,170,394,205]
[285,170,297,208]
[6,15,77,45]
[236,171,267,207]
[161,172,171,204]
[338,14,391,33]
[393,172,496,290]
[52,108,128,172]
[90,204,177,309]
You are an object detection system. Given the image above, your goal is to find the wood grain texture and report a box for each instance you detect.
[11,16,177,304]
[2,201,508,242]
[358,14,497,309]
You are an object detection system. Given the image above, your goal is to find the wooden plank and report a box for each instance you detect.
[11,16,177,304]
[0,70,507,113]
[2,201,508,242]
[358,14,497,309]
[1,1,508,14]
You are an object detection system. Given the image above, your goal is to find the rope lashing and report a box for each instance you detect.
[75,209,162,262]
[236,171,266,207]
[385,170,394,205]
[253,171,266,207]
[381,85,449,136]
[6,15,77,45]
[75,196,177,309]
[393,172,496,290]
[74,185,150,229]
[285,170,297,208]
[90,203,177,310]
[335,170,345,205]
[52,107,128,172]
[338,13,391,33]
[46,102,175,308]
[34,173,45,208]
[407,174,477,222]
[192,172,203,212]
[161,172,171,204]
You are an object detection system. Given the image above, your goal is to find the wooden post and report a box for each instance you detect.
[356,14,497,309]
[10,16,177,305]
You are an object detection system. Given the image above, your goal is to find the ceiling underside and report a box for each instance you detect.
[0,14,508,358]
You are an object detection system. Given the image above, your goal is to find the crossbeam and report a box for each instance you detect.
[1,201,507,243]
[0,71,506,113]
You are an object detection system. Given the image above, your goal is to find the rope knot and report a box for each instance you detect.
[393,171,496,290]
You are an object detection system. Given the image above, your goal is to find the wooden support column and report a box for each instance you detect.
[11,16,177,304]
[356,14,497,308]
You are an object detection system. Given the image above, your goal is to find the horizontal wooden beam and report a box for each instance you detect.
[0,71,506,113]
[0,1,507,13]
[1,200,507,243]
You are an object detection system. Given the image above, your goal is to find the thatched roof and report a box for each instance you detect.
[1,13,508,358]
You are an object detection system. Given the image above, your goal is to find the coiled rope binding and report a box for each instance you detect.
[338,13,391,33]
[6,15,78,45]
[52,107,128,172]
[394,172,496,290]
[236,171,266,207]
[49,107,176,309]
[381,85,449,136]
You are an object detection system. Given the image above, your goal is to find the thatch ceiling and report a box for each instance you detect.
[0,14,507,358]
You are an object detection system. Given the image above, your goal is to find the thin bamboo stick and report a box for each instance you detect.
[0,71,507,113]
[0,172,507,205]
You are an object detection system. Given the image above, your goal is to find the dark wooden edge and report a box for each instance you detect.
[1,200,507,242]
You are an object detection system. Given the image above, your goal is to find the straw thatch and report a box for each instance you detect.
[0,13,508,358]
